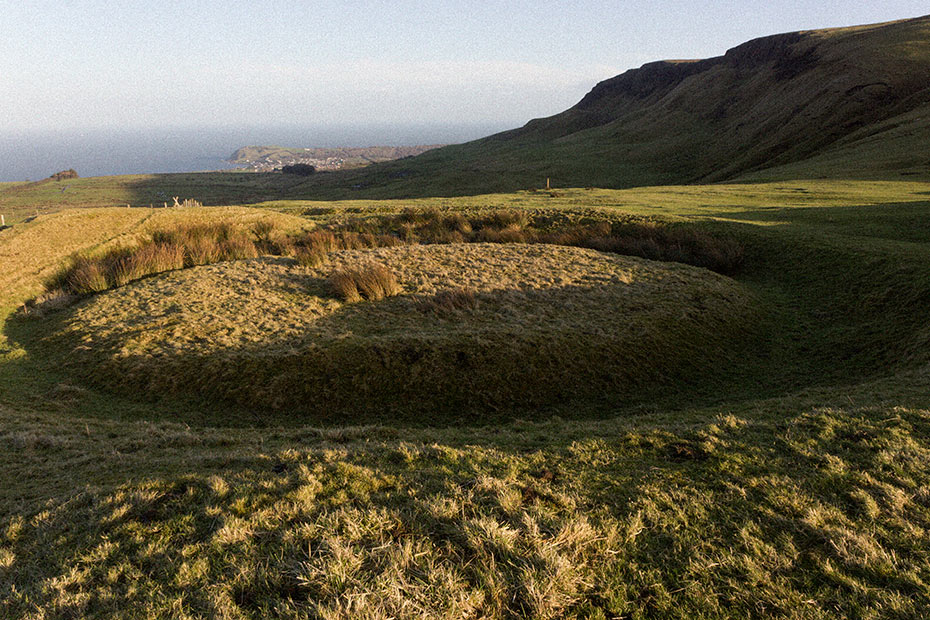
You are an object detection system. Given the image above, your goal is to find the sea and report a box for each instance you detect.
[0,123,511,183]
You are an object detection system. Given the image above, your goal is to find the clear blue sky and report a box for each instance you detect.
[2,1,927,132]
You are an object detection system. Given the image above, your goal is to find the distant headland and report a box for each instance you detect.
[227,144,444,172]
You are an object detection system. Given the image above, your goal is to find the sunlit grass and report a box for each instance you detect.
[2,179,930,617]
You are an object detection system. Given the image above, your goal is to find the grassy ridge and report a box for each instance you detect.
[34,206,743,302]
[2,180,930,617]
[39,244,755,421]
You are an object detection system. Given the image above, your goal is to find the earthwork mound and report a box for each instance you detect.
[48,243,758,422]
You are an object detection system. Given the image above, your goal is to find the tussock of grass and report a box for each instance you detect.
[63,255,109,294]
[219,236,260,261]
[417,287,478,315]
[44,223,260,297]
[250,220,275,242]
[35,207,743,305]
[294,244,328,268]
[322,208,745,275]
[294,230,403,268]
[330,263,403,302]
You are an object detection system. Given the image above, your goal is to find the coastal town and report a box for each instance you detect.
[227,144,444,172]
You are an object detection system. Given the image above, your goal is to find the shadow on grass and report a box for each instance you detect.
[698,215,930,375]
[704,200,930,244]
[120,172,310,207]
[3,394,930,618]
[0,172,307,220]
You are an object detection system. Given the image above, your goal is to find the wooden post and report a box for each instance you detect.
[1,215,5,226]
[546,177,550,190]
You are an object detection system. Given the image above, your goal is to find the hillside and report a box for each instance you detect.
[286,15,930,198]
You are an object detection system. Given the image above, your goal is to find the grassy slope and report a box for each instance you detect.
[4,18,928,216]
[2,180,930,617]
[735,102,930,182]
[2,17,926,220]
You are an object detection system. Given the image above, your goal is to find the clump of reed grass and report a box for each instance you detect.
[294,246,328,268]
[40,207,744,305]
[330,263,402,302]
[481,209,531,229]
[219,237,260,261]
[572,222,745,275]
[416,288,478,315]
[184,235,222,266]
[66,255,110,294]
[346,208,743,274]
[45,223,251,297]
[291,230,403,267]
[250,220,275,243]
[132,242,186,274]
[251,220,301,256]
[396,207,473,243]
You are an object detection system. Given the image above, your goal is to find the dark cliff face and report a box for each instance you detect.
[573,31,817,115]
[575,60,713,110]
[722,32,810,73]
[512,30,828,140]
[498,16,930,181]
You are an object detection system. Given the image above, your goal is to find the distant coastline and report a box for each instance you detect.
[0,123,507,182]
[227,144,444,172]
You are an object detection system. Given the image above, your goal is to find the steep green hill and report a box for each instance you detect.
[290,15,930,198]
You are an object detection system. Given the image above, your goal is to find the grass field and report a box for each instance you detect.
[2,179,930,618]
[0,172,307,225]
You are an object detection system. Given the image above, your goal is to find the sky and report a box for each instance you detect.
[1,1,928,133]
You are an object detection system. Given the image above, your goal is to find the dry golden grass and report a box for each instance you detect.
[42,243,757,418]
[27,207,743,313]
[294,244,328,268]
[0,209,150,306]
[330,263,403,302]
[417,287,478,315]
[36,215,313,298]
[0,207,313,310]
